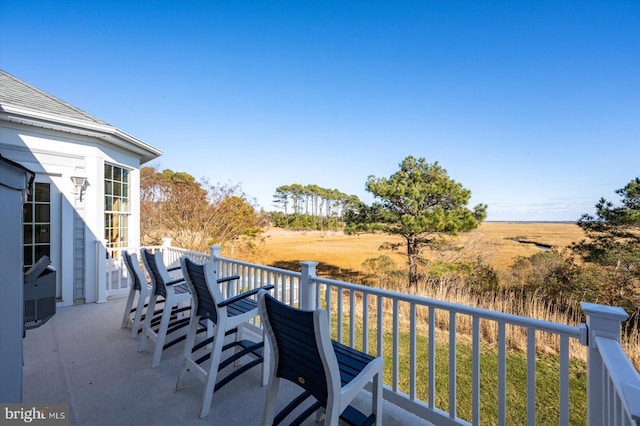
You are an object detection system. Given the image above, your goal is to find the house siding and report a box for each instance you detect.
[1,108,147,306]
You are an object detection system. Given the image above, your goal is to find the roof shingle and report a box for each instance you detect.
[0,70,108,125]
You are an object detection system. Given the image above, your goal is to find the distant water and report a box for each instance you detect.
[508,238,552,251]
[486,220,577,225]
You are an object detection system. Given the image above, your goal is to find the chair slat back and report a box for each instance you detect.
[262,294,329,406]
[180,257,219,325]
[141,249,170,297]
[123,250,145,292]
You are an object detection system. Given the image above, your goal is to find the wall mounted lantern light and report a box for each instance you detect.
[71,176,88,201]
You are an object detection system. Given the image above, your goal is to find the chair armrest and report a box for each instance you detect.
[217,275,240,284]
[166,278,186,286]
[167,265,182,272]
[218,285,274,307]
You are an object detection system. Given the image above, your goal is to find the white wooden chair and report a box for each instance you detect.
[258,291,384,426]
[120,250,154,339]
[138,248,192,368]
[176,257,273,418]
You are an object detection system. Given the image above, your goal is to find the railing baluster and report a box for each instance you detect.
[449,310,457,419]
[377,295,383,358]
[428,306,436,409]
[337,287,344,343]
[472,316,480,425]
[315,281,321,309]
[527,327,536,426]
[289,273,295,305]
[283,274,289,304]
[276,271,283,302]
[272,271,278,300]
[326,283,332,319]
[349,290,355,347]
[410,303,417,400]
[498,321,506,426]
[392,298,399,393]
[363,292,369,353]
[559,335,569,426]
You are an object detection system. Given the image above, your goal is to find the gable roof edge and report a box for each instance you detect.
[0,104,162,164]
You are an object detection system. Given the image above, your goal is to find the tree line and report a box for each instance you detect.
[270,184,362,230]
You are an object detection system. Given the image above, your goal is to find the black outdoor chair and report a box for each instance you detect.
[121,250,155,338]
[120,250,168,339]
[176,257,274,418]
[138,248,194,368]
[258,291,384,426]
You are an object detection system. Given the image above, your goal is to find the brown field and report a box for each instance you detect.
[240,222,585,274]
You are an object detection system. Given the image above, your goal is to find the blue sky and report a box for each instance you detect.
[2,1,638,221]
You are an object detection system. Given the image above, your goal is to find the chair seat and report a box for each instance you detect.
[175,282,191,295]
[333,341,376,386]
[227,298,258,318]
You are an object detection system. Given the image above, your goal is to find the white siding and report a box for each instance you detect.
[0,120,145,306]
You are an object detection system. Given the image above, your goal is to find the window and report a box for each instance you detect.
[23,182,51,270]
[105,164,130,252]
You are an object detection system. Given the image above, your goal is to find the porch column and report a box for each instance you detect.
[161,238,173,265]
[581,302,629,426]
[209,245,222,281]
[209,245,221,261]
[299,261,318,310]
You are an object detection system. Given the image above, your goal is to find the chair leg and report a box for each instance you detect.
[261,330,270,387]
[323,401,340,426]
[373,371,383,426]
[138,294,158,353]
[151,295,174,368]
[121,287,136,330]
[199,332,226,418]
[130,289,146,338]
[261,376,281,426]
[233,323,244,367]
[206,321,214,349]
[176,315,201,392]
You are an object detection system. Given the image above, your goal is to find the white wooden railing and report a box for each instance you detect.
[581,303,640,426]
[104,242,640,425]
[104,239,211,301]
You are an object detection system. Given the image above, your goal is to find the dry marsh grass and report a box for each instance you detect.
[243,222,585,273]
[231,222,638,368]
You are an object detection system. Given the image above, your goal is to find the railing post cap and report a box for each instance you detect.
[300,261,319,267]
[580,302,629,322]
